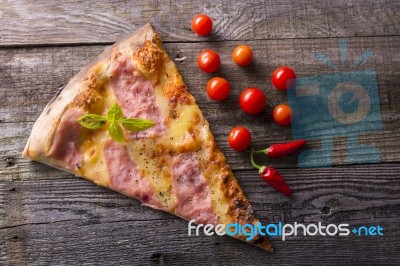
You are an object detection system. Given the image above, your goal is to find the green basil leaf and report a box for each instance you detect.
[77,114,107,129]
[108,122,124,143]
[107,103,123,122]
[122,118,156,132]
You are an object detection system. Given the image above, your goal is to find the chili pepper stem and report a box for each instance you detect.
[245,149,267,154]
[250,150,266,174]
[253,149,268,155]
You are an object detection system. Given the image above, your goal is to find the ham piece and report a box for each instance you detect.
[107,56,165,139]
[171,152,217,225]
[48,108,85,171]
[103,140,162,209]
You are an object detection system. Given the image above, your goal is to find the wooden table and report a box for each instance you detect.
[1,1,400,265]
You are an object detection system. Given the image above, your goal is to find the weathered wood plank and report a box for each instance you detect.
[1,119,400,173]
[1,217,399,265]
[1,164,400,264]
[2,37,399,122]
[3,37,399,123]
[0,0,399,46]
[1,36,400,167]
[1,163,400,227]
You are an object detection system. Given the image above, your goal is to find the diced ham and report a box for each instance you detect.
[107,57,165,139]
[103,140,162,209]
[48,108,84,171]
[171,152,217,225]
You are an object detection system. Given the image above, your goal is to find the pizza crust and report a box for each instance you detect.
[23,23,157,166]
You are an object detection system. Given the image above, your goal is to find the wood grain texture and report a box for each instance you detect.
[1,37,400,168]
[0,0,399,46]
[1,0,400,265]
[1,164,400,265]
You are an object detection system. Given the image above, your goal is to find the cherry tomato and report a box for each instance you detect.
[232,45,253,66]
[228,126,251,151]
[197,50,220,73]
[273,104,292,126]
[206,77,230,101]
[191,14,213,36]
[271,66,296,91]
[239,88,266,114]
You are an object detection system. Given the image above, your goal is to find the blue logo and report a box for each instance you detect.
[288,39,382,167]
[188,220,384,241]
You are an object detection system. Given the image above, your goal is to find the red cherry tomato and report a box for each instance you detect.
[197,50,220,73]
[232,45,253,66]
[273,104,292,126]
[239,88,266,114]
[191,14,213,36]
[271,66,296,91]
[206,77,230,101]
[228,126,251,151]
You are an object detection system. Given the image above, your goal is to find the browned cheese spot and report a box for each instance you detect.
[167,85,193,108]
[133,40,164,83]
[72,73,106,113]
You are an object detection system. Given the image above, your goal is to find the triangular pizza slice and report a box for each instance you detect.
[23,23,272,252]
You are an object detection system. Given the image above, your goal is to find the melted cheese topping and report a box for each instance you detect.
[71,39,245,224]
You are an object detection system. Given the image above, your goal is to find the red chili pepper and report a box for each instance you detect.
[250,150,292,196]
[259,166,292,196]
[257,139,306,158]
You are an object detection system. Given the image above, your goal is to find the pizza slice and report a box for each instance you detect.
[23,23,272,252]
